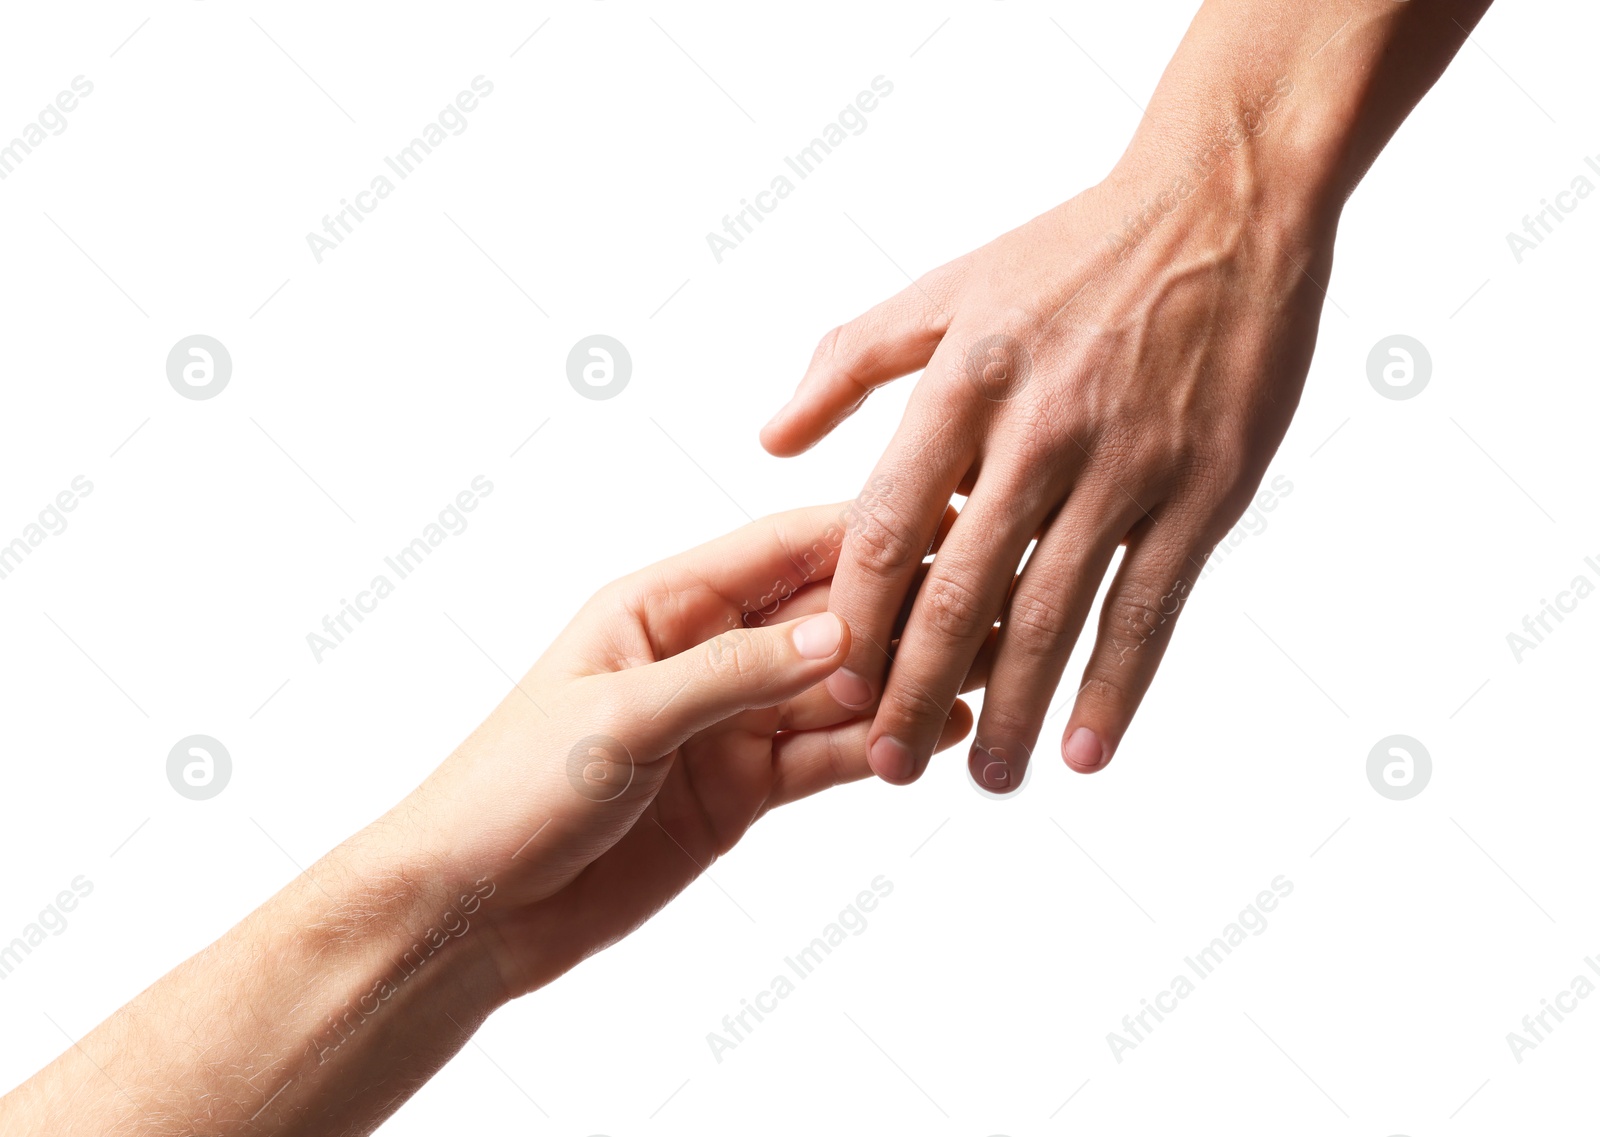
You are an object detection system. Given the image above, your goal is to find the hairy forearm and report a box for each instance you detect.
[0,829,506,1136]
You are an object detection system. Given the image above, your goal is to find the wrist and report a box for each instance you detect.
[1103,0,1490,237]
[341,791,572,1004]
[1093,130,1335,288]
[34,830,513,1133]
[296,827,513,1034]
[1102,71,1343,262]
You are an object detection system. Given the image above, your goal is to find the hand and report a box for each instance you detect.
[761,152,1334,789]
[401,500,972,997]
[1,502,974,1135]
[759,0,1489,791]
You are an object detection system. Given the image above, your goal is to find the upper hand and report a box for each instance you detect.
[761,162,1334,789]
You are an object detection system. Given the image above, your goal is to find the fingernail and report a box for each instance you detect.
[825,668,873,709]
[870,735,916,783]
[792,613,843,659]
[970,744,1012,791]
[1064,726,1109,772]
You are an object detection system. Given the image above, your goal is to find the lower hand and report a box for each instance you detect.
[402,500,973,997]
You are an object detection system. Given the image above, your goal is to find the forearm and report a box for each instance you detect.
[1110,0,1492,230]
[1,500,886,1132]
[0,828,507,1136]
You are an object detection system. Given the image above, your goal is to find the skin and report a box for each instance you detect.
[762,0,1494,790]
[0,503,972,1136]
[1,3,1502,1130]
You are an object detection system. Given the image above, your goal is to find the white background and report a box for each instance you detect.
[1,1,1596,1133]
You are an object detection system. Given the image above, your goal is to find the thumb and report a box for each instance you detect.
[760,282,948,458]
[611,612,851,756]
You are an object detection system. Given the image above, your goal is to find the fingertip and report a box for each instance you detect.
[967,742,1018,793]
[870,704,970,785]
[1062,725,1112,773]
[758,414,792,456]
[868,735,917,785]
[759,416,819,458]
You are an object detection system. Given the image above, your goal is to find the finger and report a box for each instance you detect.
[868,469,1049,783]
[750,547,936,639]
[879,524,954,643]
[1062,522,1209,774]
[736,517,961,647]
[968,487,1141,792]
[822,410,971,719]
[780,614,1000,734]
[609,613,850,758]
[765,699,973,811]
[761,279,953,457]
[772,561,933,734]
[675,498,951,641]
[628,502,860,648]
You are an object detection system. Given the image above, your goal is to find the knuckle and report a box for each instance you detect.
[977,704,1041,752]
[920,572,991,642]
[584,576,629,614]
[1005,385,1068,440]
[815,320,880,391]
[1006,587,1074,657]
[812,324,847,370]
[845,500,921,574]
[1173,442,1234,502]
[917,359,975,407]
[1076,672,1131,710]
[883,677,951,729]
[705,628,762,683]
[1102,589,1173,659]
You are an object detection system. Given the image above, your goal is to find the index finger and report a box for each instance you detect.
[823,400,971,726]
